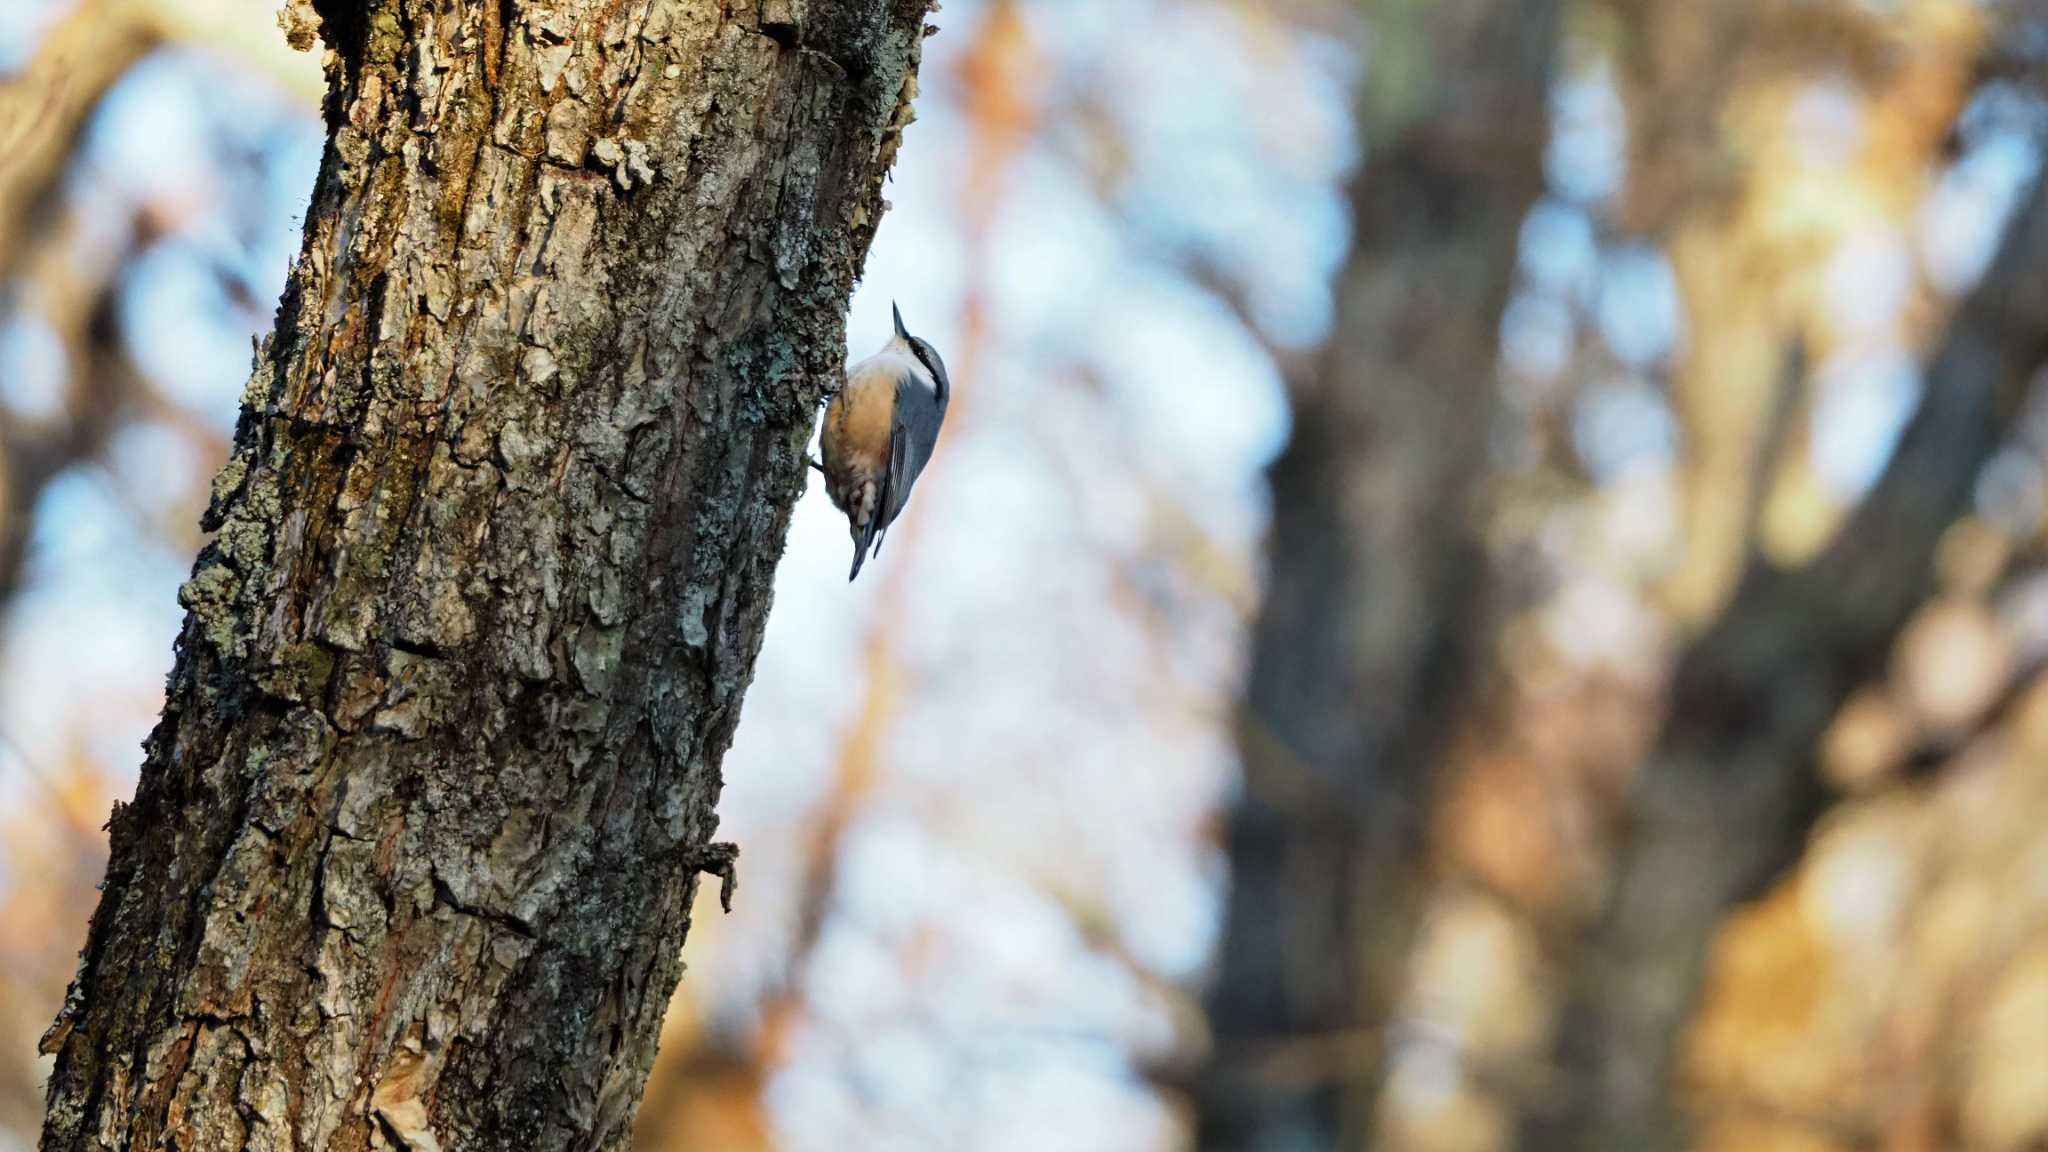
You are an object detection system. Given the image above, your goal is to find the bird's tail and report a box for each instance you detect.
[847,474,889,582]
[849,513,878,581]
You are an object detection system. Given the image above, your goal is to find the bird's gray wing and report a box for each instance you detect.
[875,374,946,553]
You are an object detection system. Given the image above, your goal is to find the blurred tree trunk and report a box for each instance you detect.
[1532,172,2048,1152]
[1196,3,1558,1148]
[0,0,168,602]
[0,0,161,273]
[36,1,932,1149]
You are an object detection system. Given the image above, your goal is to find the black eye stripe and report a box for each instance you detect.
[906,338,948,401]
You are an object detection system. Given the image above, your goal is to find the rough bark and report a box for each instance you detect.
[1195,3,1558,1148]
[37,1,933,1148]
[1530,170,2048,1152]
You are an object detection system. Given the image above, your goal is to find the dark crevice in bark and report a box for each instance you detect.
[311,0,371,129]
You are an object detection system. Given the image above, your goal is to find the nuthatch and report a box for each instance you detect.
[818,303,951,581]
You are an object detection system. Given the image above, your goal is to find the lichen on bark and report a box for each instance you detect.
[38,1,936,1148]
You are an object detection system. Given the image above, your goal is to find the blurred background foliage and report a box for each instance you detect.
[1,0,2046,1150]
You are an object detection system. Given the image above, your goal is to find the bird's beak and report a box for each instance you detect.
[892,301,909,341]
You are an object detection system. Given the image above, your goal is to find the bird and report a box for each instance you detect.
[817,303,951,581]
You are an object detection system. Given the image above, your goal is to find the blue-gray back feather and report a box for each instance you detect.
[846,364,947,581]
[883,373,946,531]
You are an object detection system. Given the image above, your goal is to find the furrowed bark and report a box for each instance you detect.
[1530,171,2048,1152]
[1195,3,1558,1147]
[37,1,933,1148]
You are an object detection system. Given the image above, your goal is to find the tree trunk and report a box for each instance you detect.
[37,1,932,1148]
[1196,3,1558,1148]
[1530,170,2048,1152]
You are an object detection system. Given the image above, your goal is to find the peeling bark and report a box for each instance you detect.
[37,1,934,1148]
[1195,2,1558,1147]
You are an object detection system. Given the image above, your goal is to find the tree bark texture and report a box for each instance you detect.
[1529,171,2048,1152]
[37,1,933,1148]
[1196,3,1558,1148]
